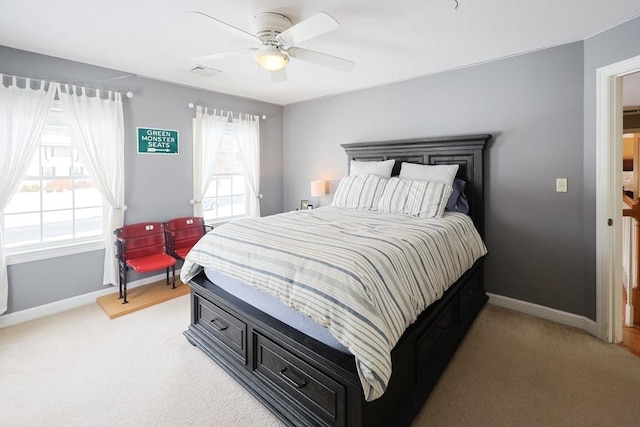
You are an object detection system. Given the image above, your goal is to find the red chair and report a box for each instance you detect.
[114,222,177,304]
[164,217,208,260]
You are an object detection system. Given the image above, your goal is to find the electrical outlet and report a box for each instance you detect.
[556,178,568,193]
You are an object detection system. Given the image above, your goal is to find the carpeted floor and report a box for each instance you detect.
[0,296,638,426]
[414,304,640,426]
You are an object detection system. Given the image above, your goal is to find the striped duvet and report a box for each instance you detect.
[180,206,487,401]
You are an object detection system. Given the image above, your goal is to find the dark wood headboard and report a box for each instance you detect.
[342,134,491,237]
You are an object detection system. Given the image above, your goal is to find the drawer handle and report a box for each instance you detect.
[279,367,307,389]
[210,318,228,331]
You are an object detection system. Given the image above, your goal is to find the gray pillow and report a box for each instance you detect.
[446,179,469,214]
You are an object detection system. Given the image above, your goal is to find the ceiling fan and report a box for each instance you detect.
[189,11,355,82]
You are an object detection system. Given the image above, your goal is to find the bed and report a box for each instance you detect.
[182,134,491,426]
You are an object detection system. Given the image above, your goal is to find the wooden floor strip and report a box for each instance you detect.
[621,285,640,357]
[96,279,190,319]
[621,325,640,357]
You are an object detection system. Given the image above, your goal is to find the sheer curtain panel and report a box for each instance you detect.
[232,114,261,217]
[58,85,125,287]
[192,107,228,216]
[0,76,57,314]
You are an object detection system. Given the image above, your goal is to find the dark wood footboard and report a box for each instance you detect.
[184,256,487,427]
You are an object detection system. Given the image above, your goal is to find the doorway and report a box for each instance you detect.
[595,55,640,343]
[621,72,640,354]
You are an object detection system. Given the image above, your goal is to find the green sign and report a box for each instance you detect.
[137,127,179,155]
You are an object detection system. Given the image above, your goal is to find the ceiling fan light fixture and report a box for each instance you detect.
[254,45,289,71]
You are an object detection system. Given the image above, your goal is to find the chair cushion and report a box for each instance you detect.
[126,253,176,273]
[175,247,191,260]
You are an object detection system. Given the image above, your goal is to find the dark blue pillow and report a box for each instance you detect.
[446,179,469,214]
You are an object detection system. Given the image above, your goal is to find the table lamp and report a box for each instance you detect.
[310,180,326,208]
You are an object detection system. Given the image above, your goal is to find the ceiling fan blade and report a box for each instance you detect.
[277,12,339,46]
[192,48,257,63]
[270,68,287,83]
[287,47,354,72]
[187,11,260,43]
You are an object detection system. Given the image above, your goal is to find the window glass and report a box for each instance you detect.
[202,127,249,222]
[3,102,104,252]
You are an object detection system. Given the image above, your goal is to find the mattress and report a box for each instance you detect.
[204,268,350,353]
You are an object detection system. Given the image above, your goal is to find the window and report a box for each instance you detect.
[3,102,104,256]
[201,124,249,222]
[49,146,71,158]
[69,166,84,176]
[41,166,55,177]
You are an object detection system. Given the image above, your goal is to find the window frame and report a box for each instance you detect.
[201,124,251,225]
[3,101,106,265]
[5,240,106,265]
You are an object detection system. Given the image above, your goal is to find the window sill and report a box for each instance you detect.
[206,215,250,228]
[6,240,106,265]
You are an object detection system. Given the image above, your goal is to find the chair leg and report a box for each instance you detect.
[166,266,176,289]
[122,272,128,304]
[118,260,127,304]
[118,272,123,299]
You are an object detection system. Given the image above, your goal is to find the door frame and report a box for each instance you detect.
[596,55,640,343]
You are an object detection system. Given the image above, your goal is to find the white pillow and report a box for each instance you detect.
[350,159,395,179]
[377,177,452,218]
[399,162,459,186]
[331,174,388,210]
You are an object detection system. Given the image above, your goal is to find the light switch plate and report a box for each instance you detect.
[556,178,568,193]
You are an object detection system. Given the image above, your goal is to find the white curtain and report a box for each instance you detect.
[0,76,57,314]
[232,114,261,217]
[192,106,228,216]
[58,85,125,287]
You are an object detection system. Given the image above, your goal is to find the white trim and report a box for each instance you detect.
[595,55,640,343]
[488,293,597,337]
[6,239,105,265]
[0,269,183,328]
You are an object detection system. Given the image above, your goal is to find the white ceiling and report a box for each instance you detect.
[0,0,639,106]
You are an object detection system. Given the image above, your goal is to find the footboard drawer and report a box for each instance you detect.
[195,293,247,364]
[459,269,486,325]
[460,276,480,310]
[414,301,456,383]
[254,332,346,427]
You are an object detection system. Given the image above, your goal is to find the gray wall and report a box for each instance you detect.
[284,42,589,317]
[3,16,639,319]
[582,17,640,318]
[0,46,284,313]
[284,16,640,320]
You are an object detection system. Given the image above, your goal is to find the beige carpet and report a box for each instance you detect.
[414,305,640,426]
[0,297,638,426]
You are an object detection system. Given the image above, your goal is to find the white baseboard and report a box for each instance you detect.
[2,284,598,336]
[0,270,182,329]
[487,292,598,337]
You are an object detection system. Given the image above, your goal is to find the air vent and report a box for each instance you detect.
[190,65,220,77]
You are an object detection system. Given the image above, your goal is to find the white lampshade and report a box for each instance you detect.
[254,46,289,71]
[310,180,326,197]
